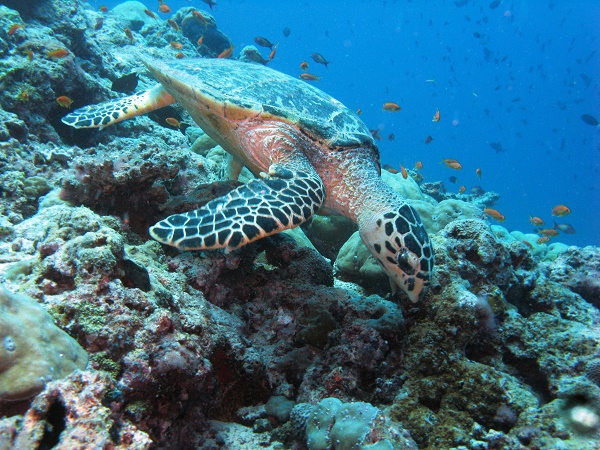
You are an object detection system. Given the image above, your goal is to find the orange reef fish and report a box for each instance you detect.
[175,52,185,59]
[537,236,551,244]
[170,41,183,49]
[400,164,408,179]
[441,157,462,170]
[218,45,233,59]
[522,240,534,249]
[47,49,70,58]
[8,24,23,36]
[197,35,204,46]
[99,5,108,12]
[484,208,505,222]
[56,96,73,108]
[458,186,466,194]
[382,102,401,112]
[165,117,182,128]
[144,9,157,19]
[356,108,361,115]
[538,228,559,237]
[432,109,441,122]
[300,61,309,70]
[382,164,398,174]
[424,135,433,144]
[192,11,208,25]
[158,4,171,13]
[529,216,544,226]
[17,90,29,102]
[551,205,571,217]
[269,43,278,61]
[167,19,180,31]
[414,161,423,170]
[124,28,134,42]
[300,73,320,81]
[24,49,33,61]
[476,168,482,179]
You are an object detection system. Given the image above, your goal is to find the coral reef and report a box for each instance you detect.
[0,1,599,449]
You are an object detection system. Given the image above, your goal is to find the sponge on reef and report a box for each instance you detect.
[0,285,88,401]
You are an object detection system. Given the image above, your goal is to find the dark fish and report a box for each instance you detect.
[553,222,576,234]
[473,32,482,38]
[488,141,504,153]
[448,176,458,184]
[370,128,382,140]
[148,106,189,134]
[310,52,331,68]
[454,0,469,6]
[581,114,598,126]
[382,164,399,174]
[254,36,274,49]
[243,48,269,65]
[424,135,433,144]
[282,27,291,37]
[111,72,139,93]
[202,0,217,10]
[489,0,501,9]
[388,133,395,141]
[471,186,485,196]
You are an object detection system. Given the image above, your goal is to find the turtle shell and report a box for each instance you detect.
[145,58,376,152]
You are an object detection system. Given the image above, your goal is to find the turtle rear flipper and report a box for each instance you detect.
[61,85,175,130]
[150,163,325,252]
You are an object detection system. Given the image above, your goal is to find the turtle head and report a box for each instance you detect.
[359,202,434,302]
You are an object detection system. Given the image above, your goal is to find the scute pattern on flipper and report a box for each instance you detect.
[150,165,325,252]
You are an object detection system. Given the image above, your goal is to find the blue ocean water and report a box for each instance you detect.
[98,0,599,247]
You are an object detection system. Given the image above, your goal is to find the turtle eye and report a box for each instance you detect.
[396,247,416,275]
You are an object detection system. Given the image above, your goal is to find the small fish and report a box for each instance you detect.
[471,186,485,196]
[269,43,278,61]
[388,133,395,141]
[529,216,544,226]
[56,95,73,108]
[536,236,551,244]
[300,73,320,81]
[124,28,134,42]
[414,161,423,170]
[458,186,466,194]
[476,168,482,179]
[553,222,576,234]
[112,72,139,93]
[522,240,534,249]
[581,114,599,126]
[300,61,309,70]
[552,204,571,217]
[47,49,70,58]
[197,35,204,46]
[432,109,441,122]
[144,9,157,19]
[424,135,433,144]
[175,52,185,59]
[166,117,182,128]
[202,0,217,10]
[489,0,501,9]
[218,45,233,59]
[243,47,268,65]
[99,5,108,12]
[425,79,436,84]
[356,108,361,115]
[488,141,504,153]
[158,4,171,13]
[170,41,183,49]
[17,90,29,102]
[484,208,505,222]
[441,158,462,170]
[538,228,559,237]
[8,24,23,36]
[382,164,398,174]
[382,102,401,112]
[94,17,104,30]
[411,172,424,183]
[192,11,208,25]
[283,27,291,37]
[370,129,382,140]
[23,49,33,61]
[167,19,180,31]
[310,53,330,68]
[448,176,458,184]
[399,164,408,179]
[254,36,274,49]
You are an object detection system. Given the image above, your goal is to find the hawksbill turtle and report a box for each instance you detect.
[62,58,434,302]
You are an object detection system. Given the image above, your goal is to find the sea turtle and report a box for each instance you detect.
[62,58,434,302]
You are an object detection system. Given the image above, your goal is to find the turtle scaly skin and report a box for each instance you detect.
[63,58,433,302]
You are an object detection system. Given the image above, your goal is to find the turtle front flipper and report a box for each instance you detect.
[61,84,175,130]
[150,162,325,252]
